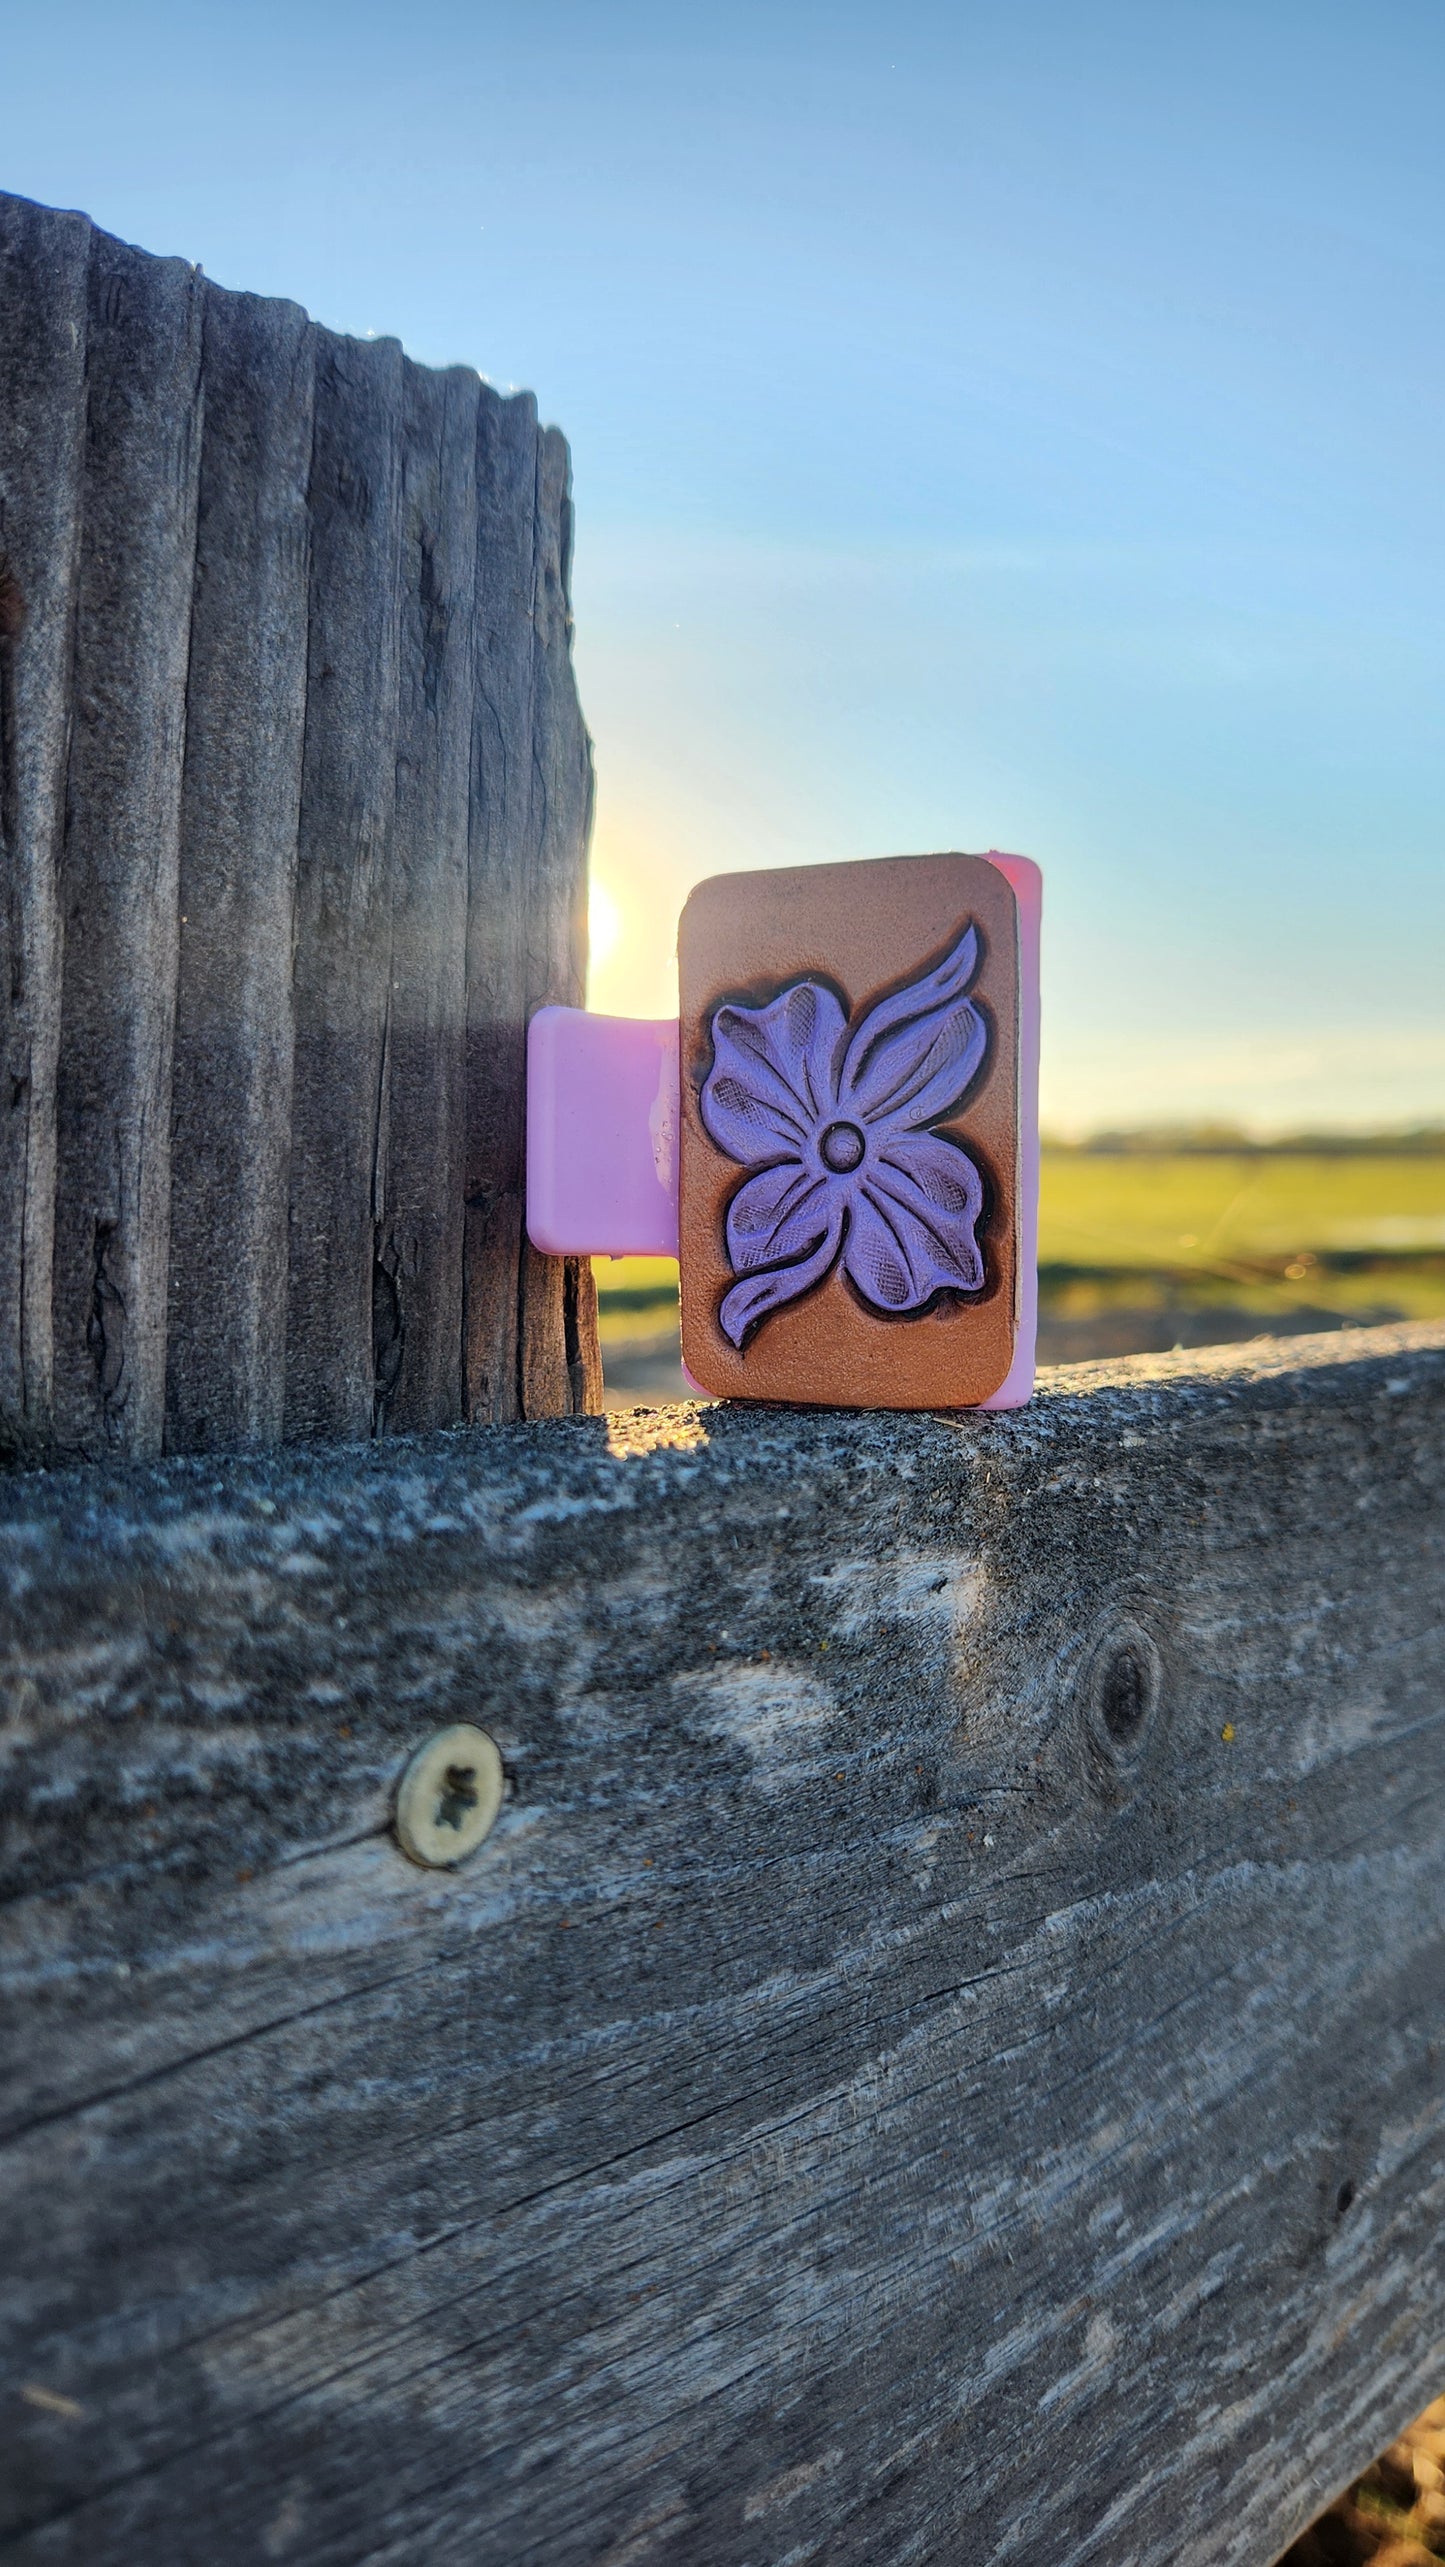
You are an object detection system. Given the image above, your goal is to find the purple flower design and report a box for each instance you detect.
[700,924,988,1347]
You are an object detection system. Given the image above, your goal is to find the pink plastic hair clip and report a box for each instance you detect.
[528,850,1041,1410]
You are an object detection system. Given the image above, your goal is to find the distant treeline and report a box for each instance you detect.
[1044,1126,1445,1156]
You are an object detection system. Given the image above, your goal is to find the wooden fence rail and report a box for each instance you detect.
[0,190,597,1464]
[3,1322,1444,2564]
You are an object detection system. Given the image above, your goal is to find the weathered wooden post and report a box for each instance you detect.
[0,189,599,1465]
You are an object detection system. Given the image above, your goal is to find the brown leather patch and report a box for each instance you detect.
[678,852,1019,1408]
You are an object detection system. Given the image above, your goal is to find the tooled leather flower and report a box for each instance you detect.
[700,924,988,1347]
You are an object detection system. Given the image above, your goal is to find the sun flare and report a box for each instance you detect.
[588,878,622,972]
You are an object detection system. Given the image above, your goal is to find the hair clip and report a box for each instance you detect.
[527,850,1041,1410]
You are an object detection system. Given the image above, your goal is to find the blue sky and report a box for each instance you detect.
[6,0,1442,1130]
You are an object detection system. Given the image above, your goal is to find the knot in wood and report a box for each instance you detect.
[1080,1617,1164,1790]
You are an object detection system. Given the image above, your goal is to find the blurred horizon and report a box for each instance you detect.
[6,0,1442,1137]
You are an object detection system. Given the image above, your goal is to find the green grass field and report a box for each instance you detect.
[1034,1149,1445,1329]
[1039,1151,1445,1270]
[595,1150,1445,1344]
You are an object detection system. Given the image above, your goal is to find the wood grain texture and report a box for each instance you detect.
[463,387,544,1423]
[165,281,313,1452]
[0,188,598,1459]
[463,394,598,1424]
[49,227,204,1456]
[283,328,405,1444]
[2,1322,1442,2566]
[517,423,599,1419]
[0,195,90,1454]
[376,361,479,1436]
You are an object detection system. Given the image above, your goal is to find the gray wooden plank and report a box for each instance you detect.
[0,194,90,1460]
[517,422,599,1417]
[464,399,598,1423]
[164,280,313,1452]
[374,361,479,1435]
[46,224,204,1458]
[1,1323,1442,2566]
[462,386,539,1424]
[283,330,404,1443]
[528,429,591,1026]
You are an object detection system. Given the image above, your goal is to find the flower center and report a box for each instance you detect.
[819,1119,866,1174]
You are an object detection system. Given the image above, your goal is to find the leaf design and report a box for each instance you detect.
[725,1162,833,1275]
[839,926,986,1130]
[700,982,847,1167]
[846,1133,985,1309]
[717,1199,845,1348]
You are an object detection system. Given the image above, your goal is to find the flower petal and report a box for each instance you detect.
[842,1135,985,1311]
[725,1162,834,1274]
[718,1196,844,1347]
[700,981,847,1167]
[838,924,987,1131]
[869,1132,985,1284]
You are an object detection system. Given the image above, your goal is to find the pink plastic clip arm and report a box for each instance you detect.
[525,852,1041,1405]
[525,1010,680,1259]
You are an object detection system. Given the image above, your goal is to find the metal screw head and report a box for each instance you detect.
[394,1724,504,1869]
